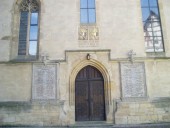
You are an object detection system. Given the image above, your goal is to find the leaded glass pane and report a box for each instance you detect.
[89,9,96,23]
[88,0,95,8]
[29,41,37,55]
[150,8,159,16]
[149,0,158,7]
[154,40,163,52]
[81,9,88,23]
[142,8,150,21]
[80,0,87,8]
[18,12,28,55]
[30,26,38,40]
[141,0,149,7]
[18,42,27,55]
[31,12,38,24]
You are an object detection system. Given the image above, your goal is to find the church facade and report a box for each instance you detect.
[0,0,170,126]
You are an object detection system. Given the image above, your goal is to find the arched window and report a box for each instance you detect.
[18,0,39,56]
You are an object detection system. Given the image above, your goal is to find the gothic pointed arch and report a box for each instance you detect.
[69,59,111,106]
[75,65,106,121]
[11,0,41,60]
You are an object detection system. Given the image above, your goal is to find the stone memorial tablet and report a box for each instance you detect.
[32,65,56,100]
[120,63,146,98]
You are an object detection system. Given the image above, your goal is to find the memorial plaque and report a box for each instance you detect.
[32,65,56,100]
[120,63,146,98]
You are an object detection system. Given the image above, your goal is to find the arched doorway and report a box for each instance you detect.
[75,65,106,121]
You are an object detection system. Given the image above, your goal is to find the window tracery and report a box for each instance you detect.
[20,0,39,12]
[18,0,39,56]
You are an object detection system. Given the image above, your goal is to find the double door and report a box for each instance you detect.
[75,66,105,121]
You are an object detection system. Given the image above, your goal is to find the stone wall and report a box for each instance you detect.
[145,61,170,98]
[0,101,71,126]
[0,0,13,61]
[1,0,168,61]
[0,64,32,101]
[115,98,170,124]
[0,0,169,61]
[0,0,170,126]
[1,99,170,126]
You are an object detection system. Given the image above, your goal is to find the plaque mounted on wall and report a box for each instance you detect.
[32,64,56,100]
[120,63,147,99]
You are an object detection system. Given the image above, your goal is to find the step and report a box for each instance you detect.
[69,121,113,128]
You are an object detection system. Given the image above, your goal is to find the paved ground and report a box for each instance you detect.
[1,123,170,128]
[112,123,170,128]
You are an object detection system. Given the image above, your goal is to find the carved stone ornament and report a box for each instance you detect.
[78,26,99,40]
[79,26,88,40]
[128,50,136,63]
[89,26,99,40]
[39,53,50,66]
[20,0,39,12]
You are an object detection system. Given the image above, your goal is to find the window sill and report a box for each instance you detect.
[11,55,38,62]
[146,52,166,58]
[80,23,97,26]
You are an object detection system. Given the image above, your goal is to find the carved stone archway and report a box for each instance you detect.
[69,59,111,106]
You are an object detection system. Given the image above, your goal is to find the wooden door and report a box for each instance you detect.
[75,66,105,121]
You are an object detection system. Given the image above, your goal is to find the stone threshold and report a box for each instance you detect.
[73,121,113,127]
